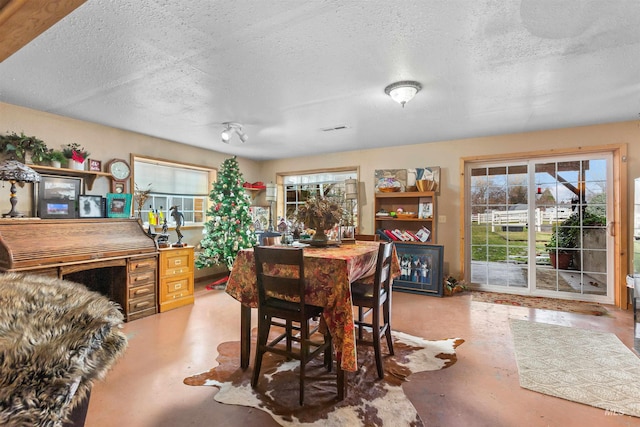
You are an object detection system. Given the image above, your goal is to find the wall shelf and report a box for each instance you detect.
[31,165,111,191]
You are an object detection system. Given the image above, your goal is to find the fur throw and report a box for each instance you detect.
[0,273,128,426]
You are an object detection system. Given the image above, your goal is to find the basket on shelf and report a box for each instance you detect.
[416,179,436,192]
[395,212,418,219]
[379,187,401,193]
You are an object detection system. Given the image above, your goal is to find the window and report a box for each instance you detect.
[281,169,358,227]
[133,156,215,227]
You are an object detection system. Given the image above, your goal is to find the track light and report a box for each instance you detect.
[221,122,248,144]
[221,127,234,142]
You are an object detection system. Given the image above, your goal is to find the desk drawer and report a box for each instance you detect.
[160,273,192,298]
[128,282,156,300]
[129,269,156,287]
[160,249,192,276]
[129,256,157,273]
[129,294,156,313]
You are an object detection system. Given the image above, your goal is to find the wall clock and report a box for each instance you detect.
[106,158,131,193]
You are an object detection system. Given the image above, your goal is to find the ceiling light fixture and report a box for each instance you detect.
[221,122,248,144]
[384,80,421,108]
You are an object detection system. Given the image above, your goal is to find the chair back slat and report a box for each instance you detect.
[373,241,394,300]
[254,246,306,307]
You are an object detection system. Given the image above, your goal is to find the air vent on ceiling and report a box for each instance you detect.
[321,124,350,132]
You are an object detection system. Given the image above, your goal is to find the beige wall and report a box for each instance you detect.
[0,102,263,278]
[260,121,639,279]
[2,101,639,283]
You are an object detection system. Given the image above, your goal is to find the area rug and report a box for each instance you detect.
[184,330,464,426]
[472,291,610,316]
[510,319,640,417]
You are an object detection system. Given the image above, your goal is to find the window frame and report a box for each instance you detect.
[277,167,359,228]
[132,154,216,228]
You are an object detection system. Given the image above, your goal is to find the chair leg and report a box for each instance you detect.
[299,319,309,405]
[357,306,364,340]
[286,320,293,355]
[383,298,394,355]
[251,314,270,388]
[372,305,384,379]
[324,331,333,371]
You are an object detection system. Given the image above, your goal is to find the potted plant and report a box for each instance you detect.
[545,210,606,269]
[62,143,90,170]
[444,276,468,296]
[45,149,67,168]
[0,131,49,163]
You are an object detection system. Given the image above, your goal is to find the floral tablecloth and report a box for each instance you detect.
[226,241,398,371]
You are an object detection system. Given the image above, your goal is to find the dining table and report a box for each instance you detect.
[225,240,400,398]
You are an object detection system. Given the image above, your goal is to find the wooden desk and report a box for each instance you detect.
[0,218,158,321]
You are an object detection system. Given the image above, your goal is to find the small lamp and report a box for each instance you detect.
[0,159,40,217]
[344,179,358,226]
[265,183,277,232]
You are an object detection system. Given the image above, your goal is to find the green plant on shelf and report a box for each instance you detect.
[62,142,90,163]
[0,131,49,163]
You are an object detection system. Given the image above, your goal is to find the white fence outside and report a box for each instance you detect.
[472,207,573,232]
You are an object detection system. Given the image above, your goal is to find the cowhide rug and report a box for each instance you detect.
[184,330,464,426]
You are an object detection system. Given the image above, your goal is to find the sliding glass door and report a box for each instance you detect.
[467,153,613,303]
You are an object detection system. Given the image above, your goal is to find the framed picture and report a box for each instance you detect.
[393,243,444,296]
[88,159,102,172]
[249,206,270,231]
[37,174,82,219]
[418,199,433,219]
[106,193,132,218]
[374,169,407,192]
[78,195,104,218]
[340,225,355,242]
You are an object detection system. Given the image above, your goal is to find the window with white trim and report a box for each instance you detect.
[133,156,215,227]
[282,169,358,226]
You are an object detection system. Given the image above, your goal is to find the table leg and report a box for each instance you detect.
[337,352,346,400]
[240,304,251,369]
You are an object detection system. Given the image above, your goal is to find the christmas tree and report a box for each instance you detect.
[197,156,257,270]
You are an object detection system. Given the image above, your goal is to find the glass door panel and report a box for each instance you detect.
[468,153,612,303]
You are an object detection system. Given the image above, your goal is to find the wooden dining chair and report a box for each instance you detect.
[350,241,394,378]
[354,234,379,241]
[252,246,334,405]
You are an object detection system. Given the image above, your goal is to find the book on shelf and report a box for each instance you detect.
[415,226,431,242]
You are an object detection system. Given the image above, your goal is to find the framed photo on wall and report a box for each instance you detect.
[78,195,104,218]
[37,174,82,219]
[106,193,132,218]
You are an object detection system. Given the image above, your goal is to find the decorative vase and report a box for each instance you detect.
[312,227,328,242]
[70,160,85,170]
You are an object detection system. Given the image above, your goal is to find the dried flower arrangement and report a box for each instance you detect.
[296,196,343,240]
[134,183,153,220]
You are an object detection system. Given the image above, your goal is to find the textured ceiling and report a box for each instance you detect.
[1,0,639,160]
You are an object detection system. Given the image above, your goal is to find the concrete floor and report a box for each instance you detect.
[85,283,638,427]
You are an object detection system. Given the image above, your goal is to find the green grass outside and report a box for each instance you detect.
[471,225,552,262]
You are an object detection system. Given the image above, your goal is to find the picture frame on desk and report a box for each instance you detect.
[78,195,104,218]
[106,193,132,218]
[393,243,444,296]
[37,174,82,219]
